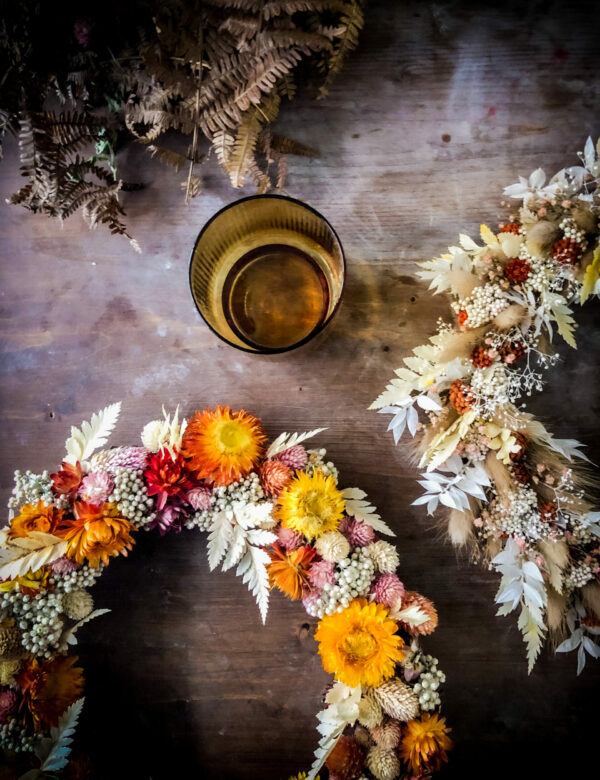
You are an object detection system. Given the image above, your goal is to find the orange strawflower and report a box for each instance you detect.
[181,406,267,486]
[315,598,404,688]
[9,501,64,539]
[400,713,452,774]
[17,655,84,731]
[268,543,316,600]
[51,461,83,497]
[61,501,135,567]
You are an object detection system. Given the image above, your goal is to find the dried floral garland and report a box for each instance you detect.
[0,404,451,779]
[372,138,600,673]
[0,0,365,250]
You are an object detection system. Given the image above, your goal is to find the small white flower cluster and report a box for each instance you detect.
[565,563,594,589]
[559,216,587,247]
[304,549,376,619]
[469,364,511,416]
[0,720,37,753]
[1,590,64,658]
[305,448,339,482]
[517,245,561,294]
[110,467,156,529]
[185,472,265,531]
[453,283,509,328]
[8,469,67,513]
[483,486,548,542]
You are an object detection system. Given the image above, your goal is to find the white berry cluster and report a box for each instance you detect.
[1,590,64,658]
[110,467,156,529]
[453,283,509,328]
[0,720,37,753]
[185,472,265,531]
[305,449,339,482]
[52,563,105,593]
[413,667,446,711]
[8,469,67,513]
[483,486,548,542]
[559,217,587,247]
[565,563,594,589]
[303,549,376,618]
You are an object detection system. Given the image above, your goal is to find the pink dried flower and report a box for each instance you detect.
[150,504,188,535]
[276,445,308,471]
[0,688,18,724]
[78,471,114,505]
[404,666,420,682]
[73,19,93,47]
[302,590,322,613]
[277,526,302,551]
[102,447,148,472]
[186,486,214,512]
[370,573,405,608]
[48,555,79,575]
[339,517,376,547]
[308,559,336,589]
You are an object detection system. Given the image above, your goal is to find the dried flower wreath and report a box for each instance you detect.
[372,138,600,673]
[0,0,365,250]
[0,404,451,779]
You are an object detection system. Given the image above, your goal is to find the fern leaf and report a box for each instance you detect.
[236,545,271,623]
[221,523,247,571]
[0,535,67,580]
[341,488,395,537]
[64,403,121,465]
[319,0,364,98]
[207,510,234,571]
[271,134,318,157]
[266,427,327,458]
[41,698,85,771]
[63,609,111,648]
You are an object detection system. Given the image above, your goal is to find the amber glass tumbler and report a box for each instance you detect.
[189,195,345,353]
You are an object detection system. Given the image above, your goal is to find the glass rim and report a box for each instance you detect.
[188,193,347,355]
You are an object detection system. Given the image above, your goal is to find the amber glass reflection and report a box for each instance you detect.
[189,195,345,353]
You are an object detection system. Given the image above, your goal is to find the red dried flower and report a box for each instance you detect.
[51,461,83,498]
[448,380,474,414]
[144,451,194,510]
[498,221,521,234]
[326,735,365,780]
[550,237,583,265]
[457,309,468,327]
[504,258,531,283]
[471,345,494,368]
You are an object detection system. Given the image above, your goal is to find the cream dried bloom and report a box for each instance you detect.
[366,745,401,780]
[62,589,94,621]
[364,541,400,573]
[315,530,350,563]
[358,690,383,728]
[141,406,187,456]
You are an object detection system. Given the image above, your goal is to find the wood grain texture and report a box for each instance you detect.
[1,1,599,778]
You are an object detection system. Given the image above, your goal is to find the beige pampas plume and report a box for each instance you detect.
[447,508,473,546]
[572,205,597,233]
[434,326,487,363]
[538,539,569,593]
[493,304,527,330]
[448,269,480,298]
[483,451,513,498]
[582,582,600,620]
[525,220,559,257]
[546,587,568,637]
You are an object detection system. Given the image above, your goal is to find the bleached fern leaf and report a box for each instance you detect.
[64,609,111,648]
[64,402,121,465]
[207,510,234,571]
[519,605,545,673]
[0,533,67,580]
[41,697,85,771]
[267,427,327,458]
[221,523,247,571]
[307,682,361,780]
[236,545,271,624]
[342,488,395,536]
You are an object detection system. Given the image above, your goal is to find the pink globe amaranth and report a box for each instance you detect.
[277,526,302,551]
[187,485,215,511]
[0,688,18,724]
[49,555,79,575]
[78,471,114,505]
[276,444,308,471]
[370,572,405,608]
[338,516,376,547]
[308,559,336,589]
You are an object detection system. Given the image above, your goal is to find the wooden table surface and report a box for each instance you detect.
[1,1,599,778]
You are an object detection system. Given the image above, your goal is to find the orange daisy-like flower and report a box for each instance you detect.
[17,655,84,731]
[61,501,135,568]
[51,461,83,498]
[9,501,64,539]
[268,543,316,600]
[400,713,452,774]
[0,567,50,596]
[181,406,267,486]
[314,598,404,688]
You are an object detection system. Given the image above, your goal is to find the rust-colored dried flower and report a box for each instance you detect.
[51,461,83,498]
[325,735,365,780]
[511,463,530,485]
[504,258,531,283]
[448,380,474,414]
[499,340,526,363]
[470,345,494,368]
[17,655,84,731]
[550,237,583,265]
[498,221,521,234]
[539,501,558,523]
[398,591,438,635]
[258,459,292,497]
[457,309,468,327]
[509,431,528,461]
